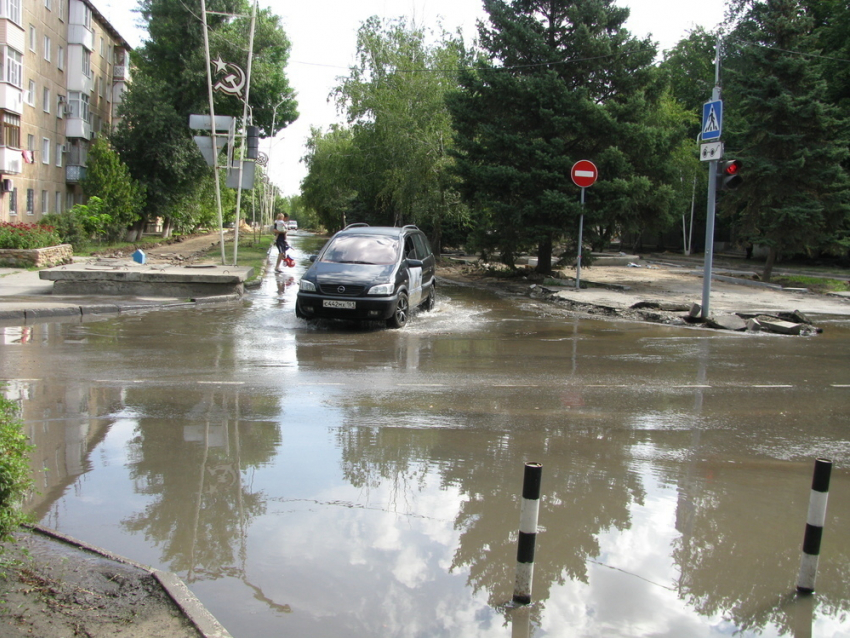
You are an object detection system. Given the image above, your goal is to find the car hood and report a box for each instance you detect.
[310,261,397,284]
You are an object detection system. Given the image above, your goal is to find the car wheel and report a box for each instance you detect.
[295,302,306,319]
[422,285,436,312]
[387,292,409,329]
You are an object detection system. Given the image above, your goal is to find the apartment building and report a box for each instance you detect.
[0,0,131,224]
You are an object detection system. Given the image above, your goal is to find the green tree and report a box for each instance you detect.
[723,0,850,281]
[117,0,298,235]
[81,138,145,241]
[446,0,675,273]
[112,74,207,239]
[332,17,470,250]
[301,125,358,231]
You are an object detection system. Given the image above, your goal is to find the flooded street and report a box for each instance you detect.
[2,233,849,638]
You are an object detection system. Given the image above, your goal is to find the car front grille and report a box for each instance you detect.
[318,283,367,296]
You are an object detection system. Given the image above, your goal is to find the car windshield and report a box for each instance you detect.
[320,235,400,265]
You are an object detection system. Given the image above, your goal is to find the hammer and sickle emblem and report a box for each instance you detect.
[211,56,246,98]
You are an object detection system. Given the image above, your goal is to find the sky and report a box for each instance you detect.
[97,0,727,199]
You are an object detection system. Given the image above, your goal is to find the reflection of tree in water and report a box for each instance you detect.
[120,389,281,580]
[446,422,644,612]
[336,404,644,620]
[672,462,850,635]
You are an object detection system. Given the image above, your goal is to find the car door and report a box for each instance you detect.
[404,236,424,306]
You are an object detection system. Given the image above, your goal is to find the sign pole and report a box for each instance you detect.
[570,160,598,290]
[701,39,723,319]
[576,188,585,289]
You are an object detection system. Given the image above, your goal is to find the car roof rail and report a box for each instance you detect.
[401,224,420,231]
[343,223,370,229]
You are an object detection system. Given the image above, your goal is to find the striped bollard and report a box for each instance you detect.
[513,462,542,605]
[796,458,832,594]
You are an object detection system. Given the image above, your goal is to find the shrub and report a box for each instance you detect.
[0,394,33,543]
[41,211,87,249]
[0,222,62,250]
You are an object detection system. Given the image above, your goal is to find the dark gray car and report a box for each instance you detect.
[295,224,437,328]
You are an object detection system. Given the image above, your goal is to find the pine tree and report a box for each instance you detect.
[723,0,850,281]
[446,0,677,272]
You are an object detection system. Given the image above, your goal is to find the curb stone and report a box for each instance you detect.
[25,524,233,638]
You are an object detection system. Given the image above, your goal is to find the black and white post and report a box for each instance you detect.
[796,458,832,594]
[513,462,542,605]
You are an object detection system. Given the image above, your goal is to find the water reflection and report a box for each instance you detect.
[2,249,850,636]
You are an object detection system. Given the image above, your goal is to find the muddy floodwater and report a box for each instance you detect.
[2,234,849,638]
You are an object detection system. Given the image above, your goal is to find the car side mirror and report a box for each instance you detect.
[406,258,423,268]
[309,255,317,262]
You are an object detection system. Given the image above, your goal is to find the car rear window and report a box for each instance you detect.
[321,235,399,265]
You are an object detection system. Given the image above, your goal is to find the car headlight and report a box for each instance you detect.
[367,283,394,295]
[299,279,316,292]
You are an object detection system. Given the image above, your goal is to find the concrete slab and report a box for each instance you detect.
[39,263,254,297]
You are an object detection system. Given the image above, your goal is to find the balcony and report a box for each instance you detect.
[113,65,130,81]
[0,83,23,115]
[66,165,86,184]
[65,117,91,140]
[0,147,22,174]
[67,23,94,50]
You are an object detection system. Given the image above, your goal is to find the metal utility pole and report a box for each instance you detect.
[200,0,226,265]
[232,0,258,265]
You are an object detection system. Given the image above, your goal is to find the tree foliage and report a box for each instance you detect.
[115,0,298,235]
[301,18,470,250]
[447,0,681,272]
[81,138,145,241]
[722,0,850,280]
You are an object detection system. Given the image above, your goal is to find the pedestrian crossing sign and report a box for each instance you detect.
[701,100,722,141]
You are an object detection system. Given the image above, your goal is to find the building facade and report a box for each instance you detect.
[0,0,131,224]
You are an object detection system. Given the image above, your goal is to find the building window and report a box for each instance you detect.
[41,190,48,215]
[58,46,64,71]
[9,188,16,216]
[44,0,51,9]
[26,134,33,151]
[4,0,21,25]
[3,113,20,148]
[4,48,23,88]
[26,188,33,215]
[100,37,104,57]
[41,137,50,164]
[82,50,91,78]
[28,24,35,51]
[43,36,51,62]
[67,91,90,122]
[55,142,62,166]
[55,191,62,214]
[43,87,50,113]
[25,79,34,106]
[59,0,64,21]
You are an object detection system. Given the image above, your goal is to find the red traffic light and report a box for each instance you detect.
[717,159,742,190]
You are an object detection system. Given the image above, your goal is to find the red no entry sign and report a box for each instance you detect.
[571,160,598,188]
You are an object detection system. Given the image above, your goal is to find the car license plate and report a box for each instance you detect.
[323,299,356,309]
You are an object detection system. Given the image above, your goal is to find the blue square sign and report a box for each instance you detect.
[702,100,723,141]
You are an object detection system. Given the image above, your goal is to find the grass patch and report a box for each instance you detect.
[773,275,850,294]
[202,234,274,281]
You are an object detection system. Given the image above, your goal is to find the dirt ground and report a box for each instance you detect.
[0,528,204,638]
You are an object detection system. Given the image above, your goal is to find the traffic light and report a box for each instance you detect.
[246,125,259,160]
[717,159,742,191]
